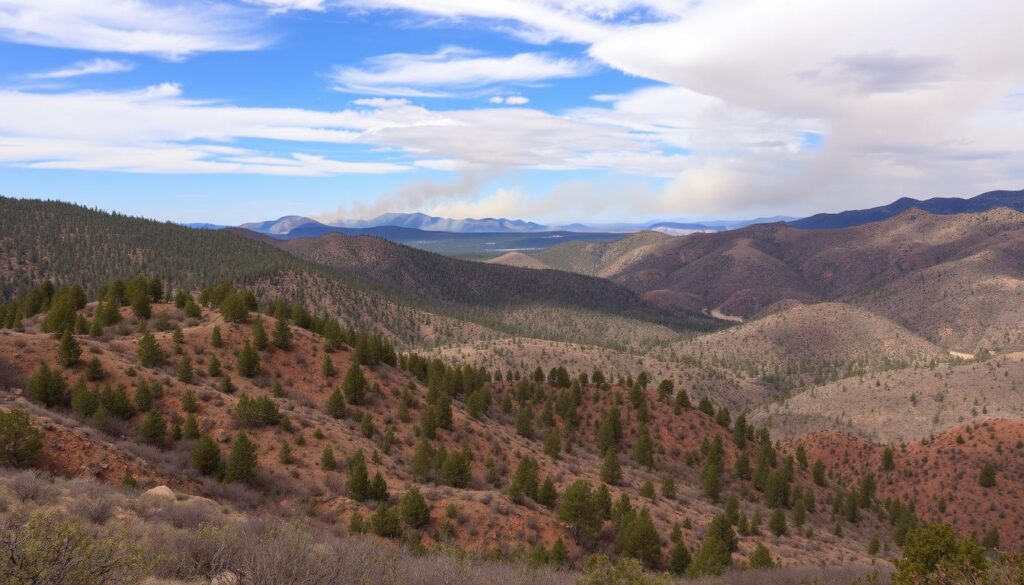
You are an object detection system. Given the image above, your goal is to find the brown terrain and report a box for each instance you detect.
[0,300,895,571]
[795,419,1024,549]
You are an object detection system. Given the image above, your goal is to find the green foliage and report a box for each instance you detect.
[342,363,367,404]
[632,423,654,468]
[509,456,540,503]
[748,543,775,569]
[687,514,735,577]
[557,480,602,537]
[538,477,558,509]
[370,505,402,539]
[601,448,622,485]
[138,410,167,447]
[176,355,193,383]
[182,414,200,439]
[0,409,43,467]
[325,387,346,419]
[191,435,222,476]
[769,508,787,536]
[57,329,82,368]
[596,407,623,453]
[181,389,198,413]
[137,331,165,368]
[894,524,986,584]
[236,340,260,378]
[252,318,268,350]
[0,512,145,585]
[85,357,104,381]
[813,459,826,486]
[979,462,997,487]
[272,317,292,350]
[27,363,66,408]
[224,432,258,484]
[882,446,895,471]
[234,394,281,427]
[400,486,430,528]
[347,450,371,501]
[615,508,661,570]
[578,555,673,585]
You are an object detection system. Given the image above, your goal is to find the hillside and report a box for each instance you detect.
[273,232,715,335]
[606,208,1024,353]
[673,303,947,394]
[791,188,1024,229]
[752,354,1024,442]
[794,419,1024,549]
[0,279,909,577]
[524,232,672,278]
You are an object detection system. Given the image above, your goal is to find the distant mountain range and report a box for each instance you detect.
[789,188,1024,229]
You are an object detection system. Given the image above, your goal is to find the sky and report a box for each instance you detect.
[0,0,1022,225]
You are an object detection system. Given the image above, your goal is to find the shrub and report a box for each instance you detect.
[0,410,43,467]
[748,543,775,569]
[400,486,430,528]
[27,363,66,408]
[224,432,258,484]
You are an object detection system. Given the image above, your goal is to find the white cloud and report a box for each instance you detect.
[243,0,326,14]
[331,47,590,97]
[0,0,270,59]
[490,95,530,105]
[25,58,135,80]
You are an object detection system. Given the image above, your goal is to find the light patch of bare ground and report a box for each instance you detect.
[753,354,1024,443]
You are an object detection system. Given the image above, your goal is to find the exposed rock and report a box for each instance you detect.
[143,485,176,501]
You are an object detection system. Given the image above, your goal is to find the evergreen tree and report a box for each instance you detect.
[347,450,371,501]
[615,508,661,570]
[322,355,336,379]
[342,363,367,404]
[813,459,827,486]
[137,331,165,367]
[237,340,260,377]
[177,355,193,383]
[85,357,104,381]
[272,318,291,350]
[633,423,654,468]
[509,456,540,503]
[70,381,98,418]
[400,486,430,528]
[688,515,734,577]
[325,387,346,419]
[601,448,622,485]
[191,435,222,476]
[211,326,223,348]
[537,477,558,509]
[57,329,82,367]
[321,446,337,470]
[557,480,601,536]
[979,462,997,487]
[515,407,534,438]
[769,508,787,536]
[138,409,167,447]
[748,544,775,569]
[252,318,268,350]
[596,407,623,453]
[668,538,691,575]
[225,432,258,484]
[207,355,221,377]
[0,410,43,468]
[182,413,200,439]
[27,363,66,408]
[882,446,895,471]
[544,428,561,459]
[181,388,198,413]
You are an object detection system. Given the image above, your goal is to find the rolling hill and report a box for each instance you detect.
[790,188,1024,229]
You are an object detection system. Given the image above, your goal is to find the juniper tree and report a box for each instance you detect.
[57,329,82,367]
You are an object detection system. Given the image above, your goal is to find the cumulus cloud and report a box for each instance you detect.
[331,47,590,97]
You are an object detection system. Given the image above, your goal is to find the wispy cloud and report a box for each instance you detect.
[330,46,592,97]
[0,0,271,59]
[242,0,326,14]
[26,58,135,80]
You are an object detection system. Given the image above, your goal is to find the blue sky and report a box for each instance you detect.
[0,1,1021,225]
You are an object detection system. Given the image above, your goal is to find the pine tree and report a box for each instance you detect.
[70,381,98,418]
[401,486,430,528]
[813,459,826,486]
[342,363,367,404]
[181,388,198,413]
[748,544,775,569]
[85,357,104,381]
[669,538,691,575]
[237,340,260,377]
[225,432,258,484]
[57,329,82,367]
[276,441,293,465]
[601,448,622,485]
[633,423,654,468]
[272,318,291,350]
[322,355,336,379]
[177,355,193,383]
[515,407,533,438]
[211,326,223,348]
[596,407,623,453]
[315,446,336,471]
[252,318,268,350]
[537,477,558,508]
[191,435,222,476]
[27,363,66,407]
[979,462,997,487]
[615,508,661,570]
[557,480,601,537]
[882,446,895,471]
[0,410,43,468]
[138,331,165,368]
[182,413,200,439]
[509,456,540,503]
[543,428,561,459]
[347,450,370,501]
[769,508,787,536]
[325,387,346,419]
[687,514,734,577]
[138,409,166,447]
